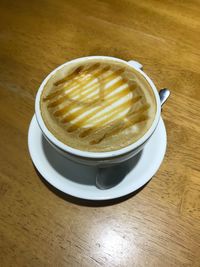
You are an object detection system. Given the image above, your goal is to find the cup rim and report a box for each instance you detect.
[35,56,161,159]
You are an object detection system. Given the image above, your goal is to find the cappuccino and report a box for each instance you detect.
[40,58,156,152]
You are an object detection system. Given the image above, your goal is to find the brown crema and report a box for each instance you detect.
[40,58,157,152]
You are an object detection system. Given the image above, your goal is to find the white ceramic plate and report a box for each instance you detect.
[28,115,167,201]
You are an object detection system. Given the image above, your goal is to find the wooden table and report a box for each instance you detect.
[0,1,200,266]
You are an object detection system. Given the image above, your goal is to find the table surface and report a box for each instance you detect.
[0,0,200,266]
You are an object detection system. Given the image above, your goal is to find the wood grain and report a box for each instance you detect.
[0,0,200,266]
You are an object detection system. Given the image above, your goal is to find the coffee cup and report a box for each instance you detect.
[35,56,165,167]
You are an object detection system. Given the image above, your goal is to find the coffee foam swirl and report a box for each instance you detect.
[40,59,156,152]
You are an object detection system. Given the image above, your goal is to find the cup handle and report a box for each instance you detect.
[127,60,143,70]
[96,165,128,190]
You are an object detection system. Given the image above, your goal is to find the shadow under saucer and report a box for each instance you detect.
[28,115,167,205]
[36,169,148,207]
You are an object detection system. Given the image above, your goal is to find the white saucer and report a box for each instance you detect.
[28,115,167,201]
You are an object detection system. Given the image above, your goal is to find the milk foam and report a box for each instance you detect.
[67,77,132,127]
[40,58,157,152]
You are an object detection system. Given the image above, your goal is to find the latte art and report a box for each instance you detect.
[40,59,156,152]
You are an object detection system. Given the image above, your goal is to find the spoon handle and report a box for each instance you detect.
[159,88,170,107]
